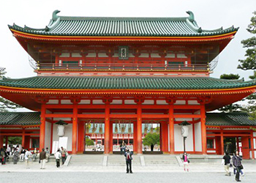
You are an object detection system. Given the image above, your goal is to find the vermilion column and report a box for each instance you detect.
[39,104,46,151]
[161,122,168,153]
[169,105,174,154]
[5,136,8,147]
[72,104,78,154]
[77,121,85,153]
[50,123,53,153]
[104,104,110,154]
[137,104,142,154]
[220,129,224,155]
[250,131,255,159]
[0,135,3,148]
[109,122,113,153]
[133,122,137,153]
[22,128,25,147]
[201,104,207,154]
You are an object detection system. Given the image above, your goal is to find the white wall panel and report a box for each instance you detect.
[195,122,202,152]
[53,123,73,151]
[45,122,51,149]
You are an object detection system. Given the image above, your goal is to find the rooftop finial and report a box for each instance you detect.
[52,10,60,21]
[186,11,194,22]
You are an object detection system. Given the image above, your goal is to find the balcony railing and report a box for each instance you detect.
[37,63,210,72]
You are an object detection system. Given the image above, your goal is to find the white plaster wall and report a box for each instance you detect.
[71,53,82,57]
[151,53,161,58]
[47,100,58,104]
[174,124,193,152]
[254,139,256,149]
[98,53,108,57]
[195,122,202,152]
[253,132,256,137]
[207,150,216,153]
[60,53,70,57]
[53,124,73,151]
[45,122,51,149]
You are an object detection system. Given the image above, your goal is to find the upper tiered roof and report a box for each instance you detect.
[9,10,238,37]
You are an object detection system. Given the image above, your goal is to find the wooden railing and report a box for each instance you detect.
[37,63,210,72]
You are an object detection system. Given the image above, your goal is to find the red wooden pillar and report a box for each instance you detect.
[251,131,255,159]
[24,136,30,149]
[0,135,3,148]
[39,104,46,151]
[160,123,162,151]
[109,121,113,153]
[72,103,78,154]
[104,104,110,154]
[200,104,207,154]
[161,122,168,153]
[5,136,8,147]
[22,128,25,147]
[169,104,174,154]
[220,129,224,155]
[50,122,53,153]
[137,103,142,154]
[133,122,137,153]
[77,121,85,153]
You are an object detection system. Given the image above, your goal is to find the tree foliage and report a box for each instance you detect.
[142,132,160,146]
[237,11,256,70]
[220,73,240,80]
[85,137,94,146]
[0,68,21,112]
[3,137,22,145]
[218,74,241,112]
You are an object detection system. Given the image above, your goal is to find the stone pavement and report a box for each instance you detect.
[0,155,256,173]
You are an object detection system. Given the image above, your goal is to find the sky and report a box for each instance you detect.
[0,0,255,80]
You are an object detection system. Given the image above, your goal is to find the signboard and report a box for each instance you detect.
[118,46,129,60]
[52,141,59,154]
[59,137,68,150]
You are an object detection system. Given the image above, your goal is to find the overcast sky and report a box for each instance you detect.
[0,0,255,80]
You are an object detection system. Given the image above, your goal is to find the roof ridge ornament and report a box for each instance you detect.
[52,10,60,21]
[186,11,194,22]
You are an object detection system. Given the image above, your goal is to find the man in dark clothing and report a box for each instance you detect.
[39,148,47,169]
[223,152,231,176]
[124,149,133,173]
[232,151,243,182]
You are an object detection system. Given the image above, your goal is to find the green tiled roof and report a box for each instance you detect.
[0,76,255,90]
[206,113,256,126]
[8,10,238,37]
[0,112,40,126]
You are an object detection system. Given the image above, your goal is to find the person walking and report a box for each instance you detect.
[25,149,32,169]
[222,152,231,176]
[124,149,133,173]
[55,149,61,168]
[13,148,19,164]
[45,147,50,163]
[6,145,11,156]
[0,148,6,165]
[39,148,46,169]
[61,147,67,165]
[183,152,189,172]
[232,151,243,182]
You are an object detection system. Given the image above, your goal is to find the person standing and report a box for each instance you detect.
[0,148,6,165]
[6,145,11,156]
[61,147,67,165]
[183,152,189,172]
[124,149,133,173]
[13,148,19,164]
[20,147,25,162]
[39,148,46,169]
[25,149,32,169]
[45,147,50,163]
[55,149,61,168]
[222,152,231,176]
[232,151,243,182]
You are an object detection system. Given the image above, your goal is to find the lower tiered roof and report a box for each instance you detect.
[0,76,255,90]
[0,112,255,127]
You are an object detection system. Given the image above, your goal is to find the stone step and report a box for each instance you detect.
[143,155,177,166]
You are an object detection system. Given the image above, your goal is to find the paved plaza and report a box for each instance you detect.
[1,172,256,183]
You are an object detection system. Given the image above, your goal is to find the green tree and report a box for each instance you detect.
[142,132,160,146]
[218,74,241,112]
[237,11,256,70]
[85,137,94,146]
[220,73,240,80]
[0,68,21,112]
[4,137,22,145]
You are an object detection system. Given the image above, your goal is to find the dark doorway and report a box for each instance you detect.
[224,137,236,155]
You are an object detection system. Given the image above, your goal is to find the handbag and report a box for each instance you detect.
[239,165,243,169]
[188,160,190,163]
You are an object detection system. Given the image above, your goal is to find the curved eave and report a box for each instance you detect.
[10,29,237,42]
[0,85,255,95]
